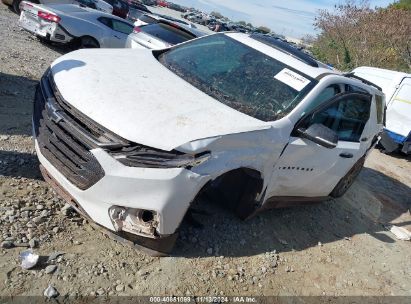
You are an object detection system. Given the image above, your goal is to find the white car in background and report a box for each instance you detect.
[19,1,133,48]
[132,12,196,28]
[2,0,111,14]
[126,19,205,49]
[353,66,411,154]
[33,33,385,255]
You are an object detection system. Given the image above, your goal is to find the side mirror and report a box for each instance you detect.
[297,123,338,149]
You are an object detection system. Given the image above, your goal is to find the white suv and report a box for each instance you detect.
[33,33,385,255]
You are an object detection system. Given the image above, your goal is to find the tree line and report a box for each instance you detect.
[308,0,411,72]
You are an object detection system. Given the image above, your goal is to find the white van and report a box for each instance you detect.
[353,67,411,154]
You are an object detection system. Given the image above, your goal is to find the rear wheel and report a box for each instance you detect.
[12,0,39,14]
[330,156,365,198]
[12,0,22,14]
[77,36,100,49]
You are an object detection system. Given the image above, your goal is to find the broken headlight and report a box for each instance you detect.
[109,145,211,169]
[109,206,158,238]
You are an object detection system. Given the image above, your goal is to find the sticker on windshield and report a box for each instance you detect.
[274,68,310,91]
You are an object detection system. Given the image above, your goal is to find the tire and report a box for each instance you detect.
[12,0,38,14]
[12,0,22,14]
[330,156,365,198]
[37,36,49,44]
[77,36,100,49]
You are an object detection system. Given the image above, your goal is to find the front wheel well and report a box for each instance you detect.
[201,168,264,219]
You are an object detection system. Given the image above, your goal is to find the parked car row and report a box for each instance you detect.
[2,0,152,18]
[181,11,255,33]
[2,0,110,14]
[19,1,134,47]
[10,0,206,49]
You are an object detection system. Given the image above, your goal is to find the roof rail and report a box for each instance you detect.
[250,33,319,68]
[343,72,382,91]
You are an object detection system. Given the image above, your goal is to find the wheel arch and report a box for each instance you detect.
[183,167,265,225]
[73,35,100,49]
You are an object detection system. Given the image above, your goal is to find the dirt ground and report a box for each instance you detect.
[1,3,411,299]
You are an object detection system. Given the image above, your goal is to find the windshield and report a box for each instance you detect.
[158,34,317,121]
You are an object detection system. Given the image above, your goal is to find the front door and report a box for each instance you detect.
[267,92,373,198]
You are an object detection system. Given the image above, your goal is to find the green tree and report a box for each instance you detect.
[390,0,411,10]
[312,0,411,72]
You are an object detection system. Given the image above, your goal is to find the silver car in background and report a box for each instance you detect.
[2,0,111,14]
[126,19,206,50]
[133,12,196,28]
[19,1,134,48]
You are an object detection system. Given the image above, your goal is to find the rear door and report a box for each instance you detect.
[267,92,373,198]
[386,77,411,139]
[97,17,133,47]
[109,18,134,47]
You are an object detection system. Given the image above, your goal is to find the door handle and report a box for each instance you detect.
[114,35,120,39]
[361,137,368,142]
[339,152,353,158]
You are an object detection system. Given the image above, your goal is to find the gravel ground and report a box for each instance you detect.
[1,3,411,299]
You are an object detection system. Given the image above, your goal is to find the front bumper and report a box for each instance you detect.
[33,73,209,253]
[34,140,208,235]
[38,164,179,255]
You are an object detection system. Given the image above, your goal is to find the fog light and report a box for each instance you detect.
[108,206,158,238]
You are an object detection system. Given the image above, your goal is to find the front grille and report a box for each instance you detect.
[33,71,126,190]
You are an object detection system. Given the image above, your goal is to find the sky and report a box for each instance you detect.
[170,0,394,38]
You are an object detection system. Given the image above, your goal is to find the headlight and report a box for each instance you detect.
[109,145,211,169]
[109,206,158,237]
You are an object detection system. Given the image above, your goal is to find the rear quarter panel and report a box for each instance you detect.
[59,14,107,44]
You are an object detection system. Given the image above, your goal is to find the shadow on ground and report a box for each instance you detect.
[0,73,42,180]
[0,72,38,136]
[0,150,42,180]
[173,167,411,258]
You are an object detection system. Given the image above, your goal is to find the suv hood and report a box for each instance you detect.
[51,49,270,151]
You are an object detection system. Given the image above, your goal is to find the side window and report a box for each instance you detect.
[303,95,371,142]
[304,84,340,114]
[345,84,368,94]
[98,17,112,28]
[111,20,134,34]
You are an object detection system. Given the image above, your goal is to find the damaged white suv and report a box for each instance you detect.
[33,33,385,255]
